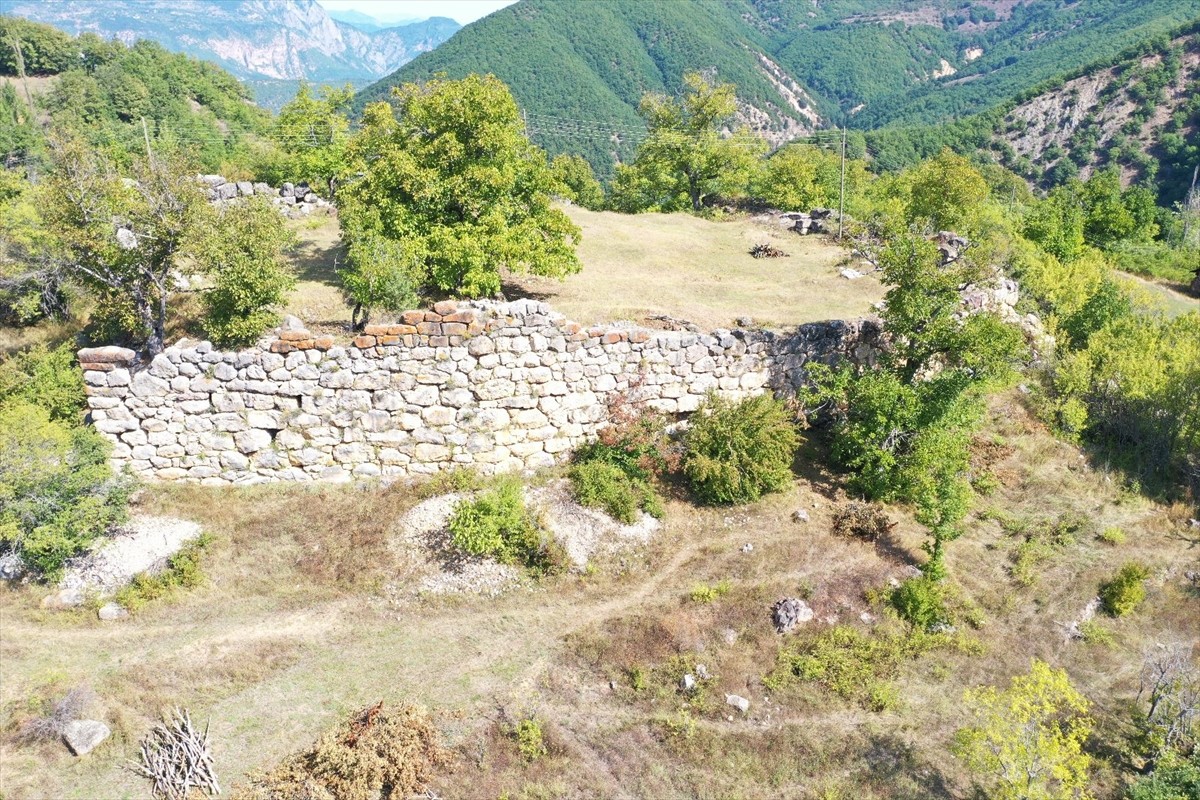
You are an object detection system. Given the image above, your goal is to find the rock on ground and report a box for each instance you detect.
[726,694,751,713]
[58,516,203,598]
[62,720,110,756]
[772,597,814,633]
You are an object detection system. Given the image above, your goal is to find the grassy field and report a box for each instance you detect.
[2,392,1196,799]
[283,207,884,335]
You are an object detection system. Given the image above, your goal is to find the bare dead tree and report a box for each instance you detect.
[1137,642,1200,761]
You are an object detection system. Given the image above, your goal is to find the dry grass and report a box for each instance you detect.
[508,206,885,330]
[1,392,1197,799]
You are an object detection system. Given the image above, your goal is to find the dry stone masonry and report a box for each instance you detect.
[79,300,881,485]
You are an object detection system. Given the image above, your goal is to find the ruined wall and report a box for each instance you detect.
[79,300,880,485]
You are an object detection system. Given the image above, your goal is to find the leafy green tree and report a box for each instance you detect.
[0,342,86,423]
[616,72,764,212]
[752,143,867,212]
[953,660,1094,800]
[550,153,605,210]
[339,74,580,307]
[1025,186,1087,263]
[1126,751,1200,800]
[338,231,424,329]
[194,196,296,347]
[0,16,75,76]
[270,82,353,193]
[683,393,799,505]
[0,400,128,578]
[805,231,1024,577]
[907,149,991,232]
[40,136,211,355]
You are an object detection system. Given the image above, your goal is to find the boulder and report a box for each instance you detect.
[792,509,810,523]
[253,182,272,195]
[280,182,295,197]
[217,182,238,200]
[62,720,111,756]
[0,551,25,581]
[198,174,225,186]
[772,597,814,633]
[302,192,318,204]
[725,694,750,713]
[680,673,696,692]
[97,602,129,621]
[236,181,253,196]
[77,346,137,365]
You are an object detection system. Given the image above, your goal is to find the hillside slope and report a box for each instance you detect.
[360,0,1200,172]
[995,29,1200,204]
[5,0,459,107]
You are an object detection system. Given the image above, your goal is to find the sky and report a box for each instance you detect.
[316,0,517,25]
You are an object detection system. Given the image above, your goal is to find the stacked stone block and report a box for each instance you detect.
[80,300,880,485]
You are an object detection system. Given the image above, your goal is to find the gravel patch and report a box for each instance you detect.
[387,480,661,598]
[59,516,203,596]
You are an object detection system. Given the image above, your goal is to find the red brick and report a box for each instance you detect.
[363,324,390,337]
[294,339,314,350]
[416,321,442,335]
[433,300,458,315]
[378,335,400,346]
[392,324,418,335]
[279,330,312,342]
[313,336,334,350]
[442,322,468,336]
[270,341,296,353]
[353,335,376,349]
[401,310,424,325]
[442,310,477,323]
[602,331,623,345]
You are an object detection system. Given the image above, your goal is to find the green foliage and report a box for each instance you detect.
[41,135,213,354]
[612,72,764,213]
[340,74,580,307]
[831,501,892,542]
[448,479,561,574]
[890,576,946,631]
[682,392,798,505]
[515,718,547,762]
[1099,562,1150,617]
[0,400,128,579]
[907,150,991,232]
[953,659,1093,800]
[266,83,352,190]
[688,580,731,604]
[752,143,867,213]
[768,624,973,711]
[0,16,75,76]
[569,460,661,525]
[0,342,86,423]
[1098,527,1127,546]
[1077,620,1115,647]
[1126,750,1200,800]
[113,533,210,612]
[194,196,297,347]
[550,153,604,210]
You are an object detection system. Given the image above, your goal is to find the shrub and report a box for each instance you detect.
[683,393,799,505]
[17,685,98,743]
[0,401,129,578]
[890,576,946,630]
[577,390,679,481]
[1126,751,1200,800]
[231,702,447,800]
[688,580,731,604]
[515,717,547,762]
[114,533,211,612]
[569,460,661,524]
[1100,562,1150,617]
[448,480,562,574]
[831,502,893,541]
[0,342,86,423]
[1098,527,1126,545]
[1077,620,1114,646]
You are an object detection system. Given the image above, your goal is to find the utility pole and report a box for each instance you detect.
[522,109,528,139]
[7,33,36,121]
[141,117,154,162]
[838,125,847,240]
[1183,164,1199,246]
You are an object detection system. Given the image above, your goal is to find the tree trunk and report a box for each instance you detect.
[351,303,368,332]
[147,291,168,356]
[688,175,702,212]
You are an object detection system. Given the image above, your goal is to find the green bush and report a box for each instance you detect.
[515,717,547,762]
[890,576,946,630]
[1126,751,1200,800]
[448,480,562,574]
[1099,562,1150,617]
[1098,527,1126,545]
[683,393,799,505]
[688,580,731,604]
[0,342,87,423]
[0,401,129,578]
[114,533,211,612]
[569,460,661,524]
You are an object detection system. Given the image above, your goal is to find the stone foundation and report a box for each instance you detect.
[79,300,881,485]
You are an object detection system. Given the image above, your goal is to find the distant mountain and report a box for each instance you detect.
[6,0,459,107]
[360,0,1200,173]
[323,9,388,32]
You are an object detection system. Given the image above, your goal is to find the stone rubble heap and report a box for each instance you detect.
[79,299,881,485]
[197,175,332,218]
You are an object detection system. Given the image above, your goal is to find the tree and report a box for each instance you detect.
[270,82,353,193]
[617,71,764,212]
[193,196,296,347]
[40,136,211,355]
[550,153,605,210]
[1025,186,1086,263]
[338,74,580,313]
[752,143,866,212]
[908,149,991,232]
[953,660,1094,800]
[804,230,1024,578]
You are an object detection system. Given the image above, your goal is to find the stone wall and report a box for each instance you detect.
[79,300,881,485]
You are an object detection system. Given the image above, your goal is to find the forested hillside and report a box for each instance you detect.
[361,0,1200,174]
[0,16,271,171]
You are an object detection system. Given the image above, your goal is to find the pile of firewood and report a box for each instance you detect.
[132,707,221,799]
[750,243,788,259]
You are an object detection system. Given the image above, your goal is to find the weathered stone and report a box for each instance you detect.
[98,602,129,621]
[62,720,111,756]
[78,346,136,364]
[772,597,814,633]
[725,694,750,713]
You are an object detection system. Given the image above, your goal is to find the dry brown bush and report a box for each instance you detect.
[17,685,97,744]
[831,502,894,542]
[230,702,447,800]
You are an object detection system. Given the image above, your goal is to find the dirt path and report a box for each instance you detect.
[1117,270,1198,318]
